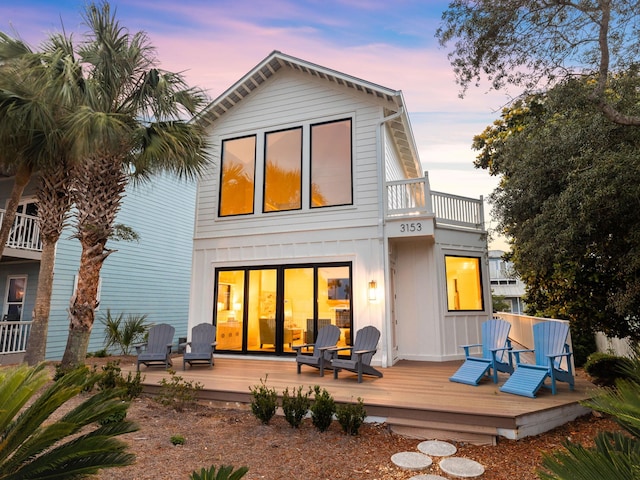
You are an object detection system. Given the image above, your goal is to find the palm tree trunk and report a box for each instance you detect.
[24,241,56,364]
[0,163,33,261]
[25,165,71,365]
[60,239,108,368]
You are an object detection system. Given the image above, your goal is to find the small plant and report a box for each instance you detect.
[101,310,149,355]
[95,360,144,401]
[189,465,249,480]
[336,397,367,435]
[156,370,203,411]
[310,385,335,432]
[170,434,185,445]
[281,385,312,428]
[249,376,278,425]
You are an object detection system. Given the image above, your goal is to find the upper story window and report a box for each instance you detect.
[445,255,484,311]
[310,119,352,208]
[263,127,302,212]
[219,135,256,217]
[218,118,353,218]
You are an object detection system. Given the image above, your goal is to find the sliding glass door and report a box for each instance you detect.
[213,263,352,355]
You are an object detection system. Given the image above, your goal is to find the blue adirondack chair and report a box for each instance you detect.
[449,318,513,385]
[500,321,574,398]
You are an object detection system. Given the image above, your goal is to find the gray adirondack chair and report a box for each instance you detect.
[500,321,574,397]
[293,324,340,377]
[182,323,217,370]
[331,325,382,383]
[449,318,513,385]
[135,323,175,371]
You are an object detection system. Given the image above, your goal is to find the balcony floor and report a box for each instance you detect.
[125,355,596,445]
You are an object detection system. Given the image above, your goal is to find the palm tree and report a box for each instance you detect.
[0,363,137,479]
[0,33,78,364]
[59,2,210,368]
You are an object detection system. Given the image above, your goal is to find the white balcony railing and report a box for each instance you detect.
[0,210,42,252]
[0,320,32,354]
[386,179,484,230]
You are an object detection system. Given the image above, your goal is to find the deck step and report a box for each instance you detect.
[385,416,499,446]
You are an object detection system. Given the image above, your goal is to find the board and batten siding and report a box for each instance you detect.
[384,125,405,182]
[44,174,196,359]
[436,227,492,361]
[195,68,391,242]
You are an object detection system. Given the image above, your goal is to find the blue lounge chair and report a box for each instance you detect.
[500,321,574,397]
[449,318,513,385]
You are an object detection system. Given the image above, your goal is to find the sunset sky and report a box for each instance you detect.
[1,1,514,247]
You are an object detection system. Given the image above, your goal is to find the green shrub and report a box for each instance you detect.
[249,376,278,425]
[170,434,185,445]
[310,385,335,432]
[156,370,203,411]
[336,397,367,435]
[281,385,312,428]
[583,352,632,387]
[95,360,144,401]
[87,348,108,358]
[100,310,149,355]
[189,465,249,480]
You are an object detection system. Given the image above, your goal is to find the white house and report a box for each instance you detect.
[187,51,491,367]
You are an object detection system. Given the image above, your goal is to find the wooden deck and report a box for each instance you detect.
[128,355,596,445]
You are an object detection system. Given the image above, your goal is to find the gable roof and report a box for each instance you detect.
[196,50,422,178]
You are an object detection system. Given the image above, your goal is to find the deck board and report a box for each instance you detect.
[126,355,596,444]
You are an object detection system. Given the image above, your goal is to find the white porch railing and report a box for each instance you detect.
[430,191,484,229]
[0,320,32,354]
[494,312,574,372]
[385,178,484,230]
[0,210,42,252]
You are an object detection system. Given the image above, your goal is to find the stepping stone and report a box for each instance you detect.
[408,475,449,480]
[417,440,457,457]
[439,457,485,478]
[391,452,433,471]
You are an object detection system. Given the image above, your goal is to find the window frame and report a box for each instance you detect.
[218,134,257,217]
[444,255,485,312]
[309,118,354,209]
[262,126,303,213]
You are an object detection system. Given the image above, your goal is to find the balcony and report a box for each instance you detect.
[386,177,484,230]
[0,209,42,257]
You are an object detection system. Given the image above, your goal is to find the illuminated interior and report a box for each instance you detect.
[214,264,352,354]
[263,128,302,212]
[444,256,484,311]
[219,135,256,216]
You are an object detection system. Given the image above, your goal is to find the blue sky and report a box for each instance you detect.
[0,0,513,247]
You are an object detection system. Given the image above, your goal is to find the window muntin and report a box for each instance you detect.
[445,256,484,311]
[310,119,352,208]
[219,136,256,216]
[263,127,302,212]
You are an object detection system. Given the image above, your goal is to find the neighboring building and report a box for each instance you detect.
[0,173,196,361]
[488,249,526,314]
[188,51,492,366]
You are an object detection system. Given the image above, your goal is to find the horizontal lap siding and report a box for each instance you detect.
[46,175,196,359]
[196,68,388,241]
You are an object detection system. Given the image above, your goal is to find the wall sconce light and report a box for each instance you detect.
[368,280,377,302]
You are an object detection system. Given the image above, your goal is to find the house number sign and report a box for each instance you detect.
[389,219,432,237]
[400,222,422,233]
